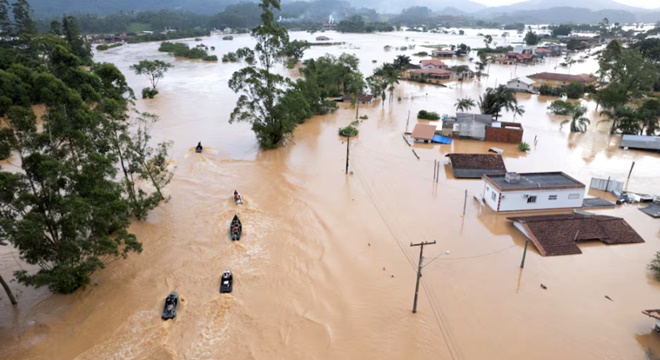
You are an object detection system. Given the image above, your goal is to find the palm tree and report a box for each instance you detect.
[560,104,591,132]
[455,98,476,112]
[366,75,387,108]
[478,85,520,120]
[383,66,401,105]
[392,55,411,70]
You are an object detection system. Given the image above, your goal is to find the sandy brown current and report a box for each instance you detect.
[1,29,660,359]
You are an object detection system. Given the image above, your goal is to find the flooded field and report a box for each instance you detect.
[1,30,659,359]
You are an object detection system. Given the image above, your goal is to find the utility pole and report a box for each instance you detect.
[411,240,436,313]
[345,136,350,174]
[405,110,410,133]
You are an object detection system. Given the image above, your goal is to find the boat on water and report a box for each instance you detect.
[642,309,660,332]
[162,292,179,320]
[233,190,243,205]
[220,270,233,293]
[195,142,203,153]
[230,215,242,241]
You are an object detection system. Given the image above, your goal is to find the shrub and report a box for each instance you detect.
[649,252,660,281]
[222,52,238,62]
[203,55,218,61]
[417,110,440,120]
[96,43,122,51]
[564,83,585,99]
[518,141,531,152]
[538,84,561,96]
[339,125,359,137]
[141,87,159,99]
[359,115,368,120]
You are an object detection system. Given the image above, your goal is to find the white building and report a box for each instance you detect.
[506,77,535,93]
[482,172,585,212]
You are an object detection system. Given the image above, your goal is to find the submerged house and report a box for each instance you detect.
[408,68,452,80]
[620,134,660,151]
[506,77,535,93]
[446,154,507,179]
[411,123,437,143]
[528,72,596,88]
[455,113,494,140]
[485,122,524,144]
[432,49,456,58]
[419,59,448,69]
[482,172,585,212]
[508,214,645,256]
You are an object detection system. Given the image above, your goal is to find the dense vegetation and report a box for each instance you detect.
[158,42,216,61]
[417,110,440,120]
[0,0,172,296]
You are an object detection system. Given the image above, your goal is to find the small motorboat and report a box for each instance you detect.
[233,190,243,205]
[230,215,242,241]
[195,142,203,153]
[220,270,233,293]
[162,292,179,320]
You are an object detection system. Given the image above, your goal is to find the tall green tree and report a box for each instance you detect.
[62,16,92,65]
[11,0,36,37]
[524,31,539,46]
[366,75,387,107]
[130,60,173,90]
[228,0,300,148]
[0,0,12,38]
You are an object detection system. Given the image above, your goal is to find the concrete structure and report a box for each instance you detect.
[419,59,448,69]
[411,124,437,143]
[455,113,493,140]
[482,172,585,212]
[506,77,535,93]
[528,72,596,88]
[620,134,660,151]
[446,154,507,179]
[432,49,455,58]
[485,122,524,144]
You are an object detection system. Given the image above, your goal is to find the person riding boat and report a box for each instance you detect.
[233,225,239,234]
[195,142,203,153]
[234,191,240,201]
[223,270,231,279]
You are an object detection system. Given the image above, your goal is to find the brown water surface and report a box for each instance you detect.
[1,30,659,360]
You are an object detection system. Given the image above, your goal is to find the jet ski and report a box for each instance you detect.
[233,190,243,205]
[162,292,179,320]
[220,270,233,293]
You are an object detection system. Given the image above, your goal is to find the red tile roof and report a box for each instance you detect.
[528,72,596,83]
[508,214,645,256]
[420,59,446,67]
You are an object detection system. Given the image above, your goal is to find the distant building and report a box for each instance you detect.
[528,72,596,88]
[455,113,493,140]
[419,59,448,69]
[432,49,455,58]
[341,94,374,104]
[506,77,535,93]
[316,36,329,41]
[494,57,516,65]
[506,52,535,64]
[408,68,452,80]
[482,172,585,212]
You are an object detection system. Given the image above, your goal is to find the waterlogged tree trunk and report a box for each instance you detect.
[0,274,17,305]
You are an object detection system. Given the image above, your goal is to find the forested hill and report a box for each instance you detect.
[26,0,241,17]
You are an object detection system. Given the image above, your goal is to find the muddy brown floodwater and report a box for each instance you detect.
[1,29,660,360]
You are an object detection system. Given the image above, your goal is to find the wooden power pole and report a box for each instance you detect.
[345,136,350,174]
[411,240,436,313]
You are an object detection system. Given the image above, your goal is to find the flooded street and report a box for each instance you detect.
[1,30,660,359]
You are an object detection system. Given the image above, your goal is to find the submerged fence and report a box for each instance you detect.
[590,177,624,193]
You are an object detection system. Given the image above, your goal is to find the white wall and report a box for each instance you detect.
[483,183,584,212]
[506,81,533,92]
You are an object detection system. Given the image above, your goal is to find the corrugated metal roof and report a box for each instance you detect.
[620,134,660,151]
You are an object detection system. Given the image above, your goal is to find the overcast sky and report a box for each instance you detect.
[471,0,658,8]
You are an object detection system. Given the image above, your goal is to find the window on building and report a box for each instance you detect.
[491,192,496,201]
[548,195,557,200]
[527,196,537,203]
[568,194,581,199]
